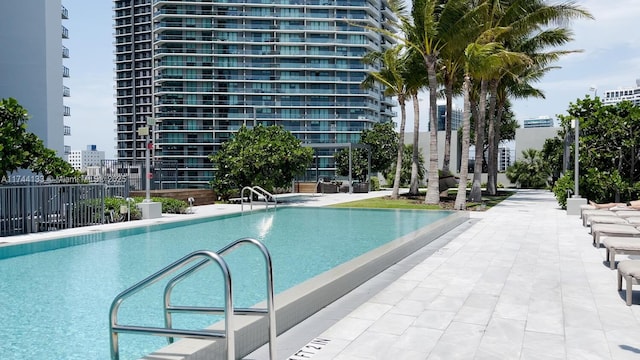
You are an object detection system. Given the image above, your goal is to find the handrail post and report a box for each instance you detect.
[109,250,234,360]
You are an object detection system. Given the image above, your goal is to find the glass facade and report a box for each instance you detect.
[114,0,396,187]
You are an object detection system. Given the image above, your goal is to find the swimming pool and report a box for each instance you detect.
[0,207,463,359]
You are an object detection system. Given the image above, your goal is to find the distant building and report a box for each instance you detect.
[498,147,513,172]
[0,1,71,157]
[429,102,463,131]
[603,79,640,106]
[523,116,554,128]
[66,145,105,171]
[514,127,560,162]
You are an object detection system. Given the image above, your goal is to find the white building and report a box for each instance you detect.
[523,116,554,128]
[67,145,105,171]
[0,1,71,157]
[603,79,640,107]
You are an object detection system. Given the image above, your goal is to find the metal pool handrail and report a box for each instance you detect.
[241,186,277,211]
[163,237,277,360]
[108,238,277,360]
[108,250,235,360]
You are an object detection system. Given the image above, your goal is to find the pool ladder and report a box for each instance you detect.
[108,237,276,360]
[241,185,278,211]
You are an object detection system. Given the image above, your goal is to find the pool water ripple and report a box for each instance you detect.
[0,207,451,359]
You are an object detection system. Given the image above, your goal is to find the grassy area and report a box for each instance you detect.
[329,189,515,210]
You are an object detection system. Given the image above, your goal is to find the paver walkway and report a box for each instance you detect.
[270,190,640,360]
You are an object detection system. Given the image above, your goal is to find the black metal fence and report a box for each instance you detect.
[101,159,179,191]
[0,183,107,237]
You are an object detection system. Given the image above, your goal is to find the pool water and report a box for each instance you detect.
[0,207,452,360]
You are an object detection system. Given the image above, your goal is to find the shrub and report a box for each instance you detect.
[552,173,575,209]
[104,197,142,220]
[370,177,380,191]
[132,197,189,214]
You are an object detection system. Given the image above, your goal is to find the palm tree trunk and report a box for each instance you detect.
[425,57,440,204]
[409,93,421,195]
[486,79,498,195]
[391,98,407,199]
[455,75,472,210]
[442,77,454,173]
[469,79,488,202]
[493,97,506,194]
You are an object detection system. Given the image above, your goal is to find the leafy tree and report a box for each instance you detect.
[506,149,549,189]
[0,98,77,179]
[384,144,425,187]
[553,97,640,205]
[209,125,314,199]
[540,136,564,186]
[362,46,409,199]
[334,122,398,182]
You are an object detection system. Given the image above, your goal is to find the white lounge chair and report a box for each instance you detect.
[618,260,640,305]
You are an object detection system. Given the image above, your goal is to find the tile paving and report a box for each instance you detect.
[248,189,640,360]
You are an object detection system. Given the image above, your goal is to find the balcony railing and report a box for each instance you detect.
[62,25,69,39]
[64,125,71,136]
[62,46,69,58]
[63,66,70,78]
[61,5,69,19]
[63,106,71,117]
[63,86,70,97]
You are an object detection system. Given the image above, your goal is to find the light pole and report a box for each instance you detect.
[145,117,156,202]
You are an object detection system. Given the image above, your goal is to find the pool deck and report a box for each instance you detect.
[5,189,640,359]
[247,189,640,360]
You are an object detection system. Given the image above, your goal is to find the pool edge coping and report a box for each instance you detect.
[140,211,470,359]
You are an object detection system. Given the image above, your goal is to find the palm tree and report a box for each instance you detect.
[454,72,473,209]
[408,0,473,204]
[480,0,593,195]
[404,50,428,195]
[362,46,409,199]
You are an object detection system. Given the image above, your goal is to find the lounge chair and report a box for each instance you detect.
[591,223,640,247]
[588,215,628,227]
[582,210,620,227]
[617,260,640,305]
[603,236,640,269]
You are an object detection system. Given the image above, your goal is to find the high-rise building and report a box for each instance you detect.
[435,102,462,131]
[523,116,553,128]
[66,145,106,171]
[0,1,71,157]
[603,79,640,107]
[498,146,513,172]
[114,0,396,188]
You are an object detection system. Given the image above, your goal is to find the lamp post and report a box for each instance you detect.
[145,117,156,202]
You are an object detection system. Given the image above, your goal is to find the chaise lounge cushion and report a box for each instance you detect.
[618,260,640,305]
[591,223,640,247]
[603,236,640,269]
[619,260,640,278]
[589,216,628,226]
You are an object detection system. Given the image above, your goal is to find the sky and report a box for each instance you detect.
[63,0,640,158]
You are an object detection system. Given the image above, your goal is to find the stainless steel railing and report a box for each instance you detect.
[240,186,277,211]
[109,238,276,360]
